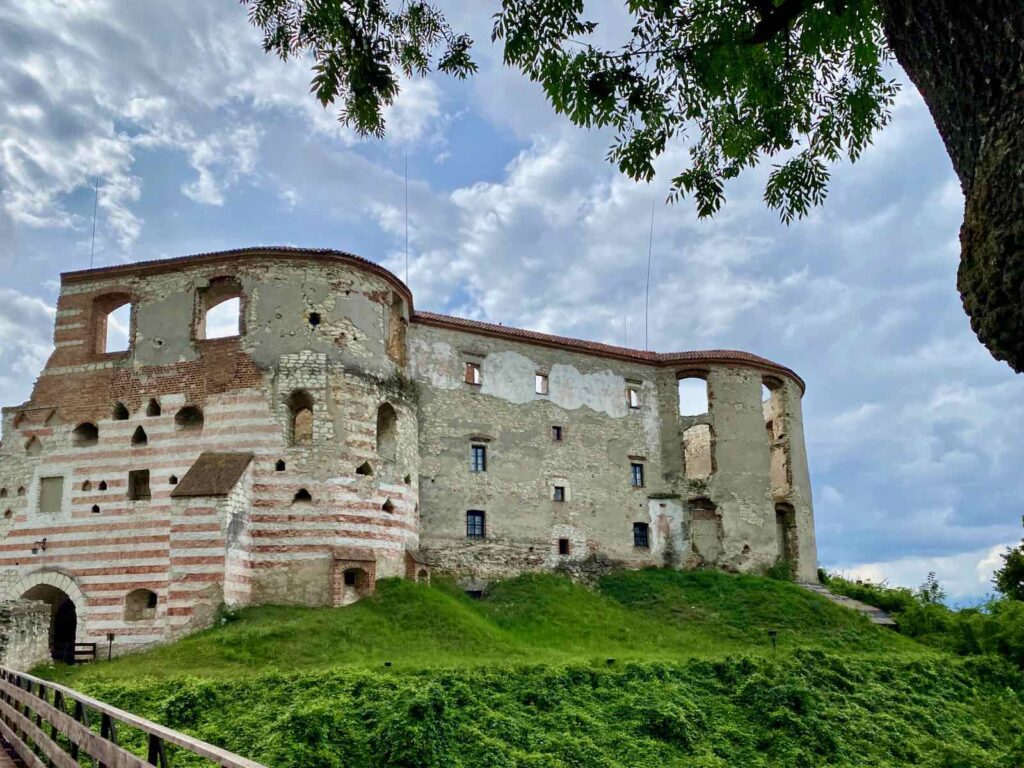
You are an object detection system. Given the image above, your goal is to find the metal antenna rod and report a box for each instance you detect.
[644,199,655,351]
[89,176,100,269]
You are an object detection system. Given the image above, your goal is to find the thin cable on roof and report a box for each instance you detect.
[645,199,655,351]
[89,176,100,269]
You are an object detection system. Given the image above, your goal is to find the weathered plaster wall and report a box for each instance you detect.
[410,324,817,583]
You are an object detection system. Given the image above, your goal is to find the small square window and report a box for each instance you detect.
[465,362,482,386]
[630,463,645,488]
[558,538,570,555]
[127,469,151,501]
[627,385,641,409]
[344,570,357,586]
[552,486,566,502]
[470,444,487,472]
[633,522,650,549]
[552,425,563,442]
[466,510,486,539]
[535,373,549,395]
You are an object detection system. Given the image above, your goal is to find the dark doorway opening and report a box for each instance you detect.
[22,584,77,662]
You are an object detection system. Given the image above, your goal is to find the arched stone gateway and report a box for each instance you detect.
[8,571,86,661]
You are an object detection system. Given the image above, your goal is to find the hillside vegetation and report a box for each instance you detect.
[38,571,1024,767]
[45,570,921,683]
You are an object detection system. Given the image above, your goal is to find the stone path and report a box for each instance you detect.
[799,581,898,627]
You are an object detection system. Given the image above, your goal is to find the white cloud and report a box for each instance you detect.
[833,542,1016,603]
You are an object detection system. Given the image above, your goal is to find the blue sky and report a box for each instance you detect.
[1,1,1021,601]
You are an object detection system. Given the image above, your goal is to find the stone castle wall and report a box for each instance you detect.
[0,247,816,654]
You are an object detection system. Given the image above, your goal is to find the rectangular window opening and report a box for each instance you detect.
[630,462,645,488]
[552,485,566,502]
[551,425,563,442]
[128,469,151,501]
[535,372,549,395]
[558,538,570,556]
[466,510,486,539]
[470,444,487,472]
[627,385,641,410]
[464,362,482,386]
[633,522,650,549]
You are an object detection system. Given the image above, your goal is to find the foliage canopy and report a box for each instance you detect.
[245,0,896,222]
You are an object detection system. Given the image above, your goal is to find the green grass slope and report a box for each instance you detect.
[44,570,923,684]
[37,571,1024,767]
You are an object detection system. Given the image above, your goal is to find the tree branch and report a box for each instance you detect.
[748,0,806,44]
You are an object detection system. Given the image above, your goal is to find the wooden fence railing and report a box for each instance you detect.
[0,667,266,768]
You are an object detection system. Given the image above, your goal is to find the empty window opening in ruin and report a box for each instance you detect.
[775,503,798,563]
[175,405,204,431]
[94,295,131,354]
[168,475,178,485]
[275,459,286,471]
[552,485,566,502]
[287,390,314,445]
[633,522,650,549]
[376,403,398,461]
[97,481,106,491]
[39,476,64,514]
[0,489,6,499]
[3,509,11,520]
[682,424,714,480]
[466,510,486,539]
[678,375,709,416]
[535,372,549,395]
[81,480,92,492]
[307,311,322,327]
[124,589,158,622]
[127,470,151,501]
[470,444,487,472]
[382,498,395,514]
[630,462,645,488]
[72,422,99,448]
[131,426,148,446]
[91,505,100,514]
[145,398,161,417]
[293,488,312,504]
[355,461,373,476]
[552,425,563,442]
[112,402,129,420]
[557,538,570,555]
[464,362,481,386]
[25,436,42,456]
[197,278,243,340]
[626,383,642,410]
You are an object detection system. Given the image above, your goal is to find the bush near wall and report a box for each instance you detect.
[80,653,1024,768]
[823,573,1024,667]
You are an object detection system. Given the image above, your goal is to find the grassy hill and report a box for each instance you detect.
[38,570,1024,767]
[45,570,922,683]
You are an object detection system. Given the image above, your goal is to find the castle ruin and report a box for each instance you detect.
[0,247,816,657]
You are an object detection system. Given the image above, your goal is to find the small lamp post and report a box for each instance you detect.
[767,629,779,653]
[106,632,115,661]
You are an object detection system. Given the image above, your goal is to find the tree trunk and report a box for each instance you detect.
[878,1,1024,372]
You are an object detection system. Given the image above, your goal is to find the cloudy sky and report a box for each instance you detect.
[2,1,1021,602]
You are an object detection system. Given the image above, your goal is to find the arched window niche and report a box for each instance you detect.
[287,390,314,445]
[376,403,398,461]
